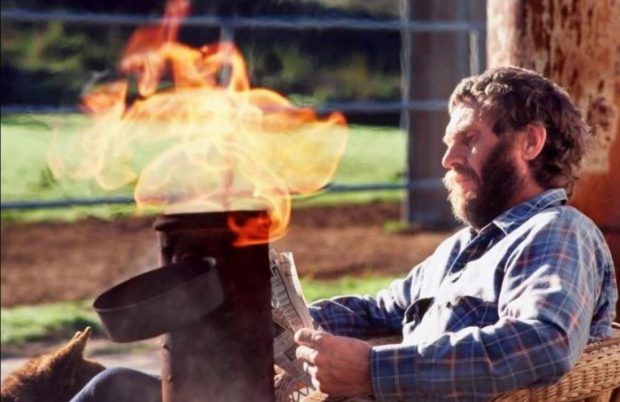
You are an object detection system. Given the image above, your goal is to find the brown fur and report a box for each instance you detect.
[1,327,105,402]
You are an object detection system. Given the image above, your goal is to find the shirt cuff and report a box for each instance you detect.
[370,343,417,402]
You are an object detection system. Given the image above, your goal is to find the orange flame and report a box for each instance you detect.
[49,0,348,246]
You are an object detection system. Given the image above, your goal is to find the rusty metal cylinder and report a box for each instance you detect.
[154,211,274,402]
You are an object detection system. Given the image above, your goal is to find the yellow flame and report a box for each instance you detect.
[48,0,348,246]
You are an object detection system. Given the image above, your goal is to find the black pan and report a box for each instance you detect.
[93,259,222,342]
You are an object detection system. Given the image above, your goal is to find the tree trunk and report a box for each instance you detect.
[487,0,620,312]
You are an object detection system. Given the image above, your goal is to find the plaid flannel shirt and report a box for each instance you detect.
[309,189,617,402]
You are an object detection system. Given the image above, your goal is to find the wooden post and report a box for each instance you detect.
[401,0,486,228]
[487,0,620,309]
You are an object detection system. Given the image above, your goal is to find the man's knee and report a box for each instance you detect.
[71,367,161,402]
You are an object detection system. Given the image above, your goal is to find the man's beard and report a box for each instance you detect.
[444,139,524,229]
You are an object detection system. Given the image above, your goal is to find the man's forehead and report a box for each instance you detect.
[448,104,484,129]
[445,105,486,139]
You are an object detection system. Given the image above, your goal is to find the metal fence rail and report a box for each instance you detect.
[0,100,448,115]
[0,180,444,210]
[1,9,484,32]
[1,9,478,115]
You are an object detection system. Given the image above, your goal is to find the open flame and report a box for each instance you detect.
[49,0,348,246]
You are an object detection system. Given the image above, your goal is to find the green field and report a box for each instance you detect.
[1,114,407,221]
[1,275,398,347]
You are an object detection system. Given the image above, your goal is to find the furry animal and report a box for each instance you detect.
[1,327,105,402]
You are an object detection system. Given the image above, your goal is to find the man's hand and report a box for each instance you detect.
[294,328,373,397]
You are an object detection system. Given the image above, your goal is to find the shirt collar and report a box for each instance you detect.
[488,188,567,235]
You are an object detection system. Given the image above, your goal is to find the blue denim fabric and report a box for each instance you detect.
[70,367,161,402]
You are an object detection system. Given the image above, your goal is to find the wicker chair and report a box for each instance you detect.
[276,324,620,402]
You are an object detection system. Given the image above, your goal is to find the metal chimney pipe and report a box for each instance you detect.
[154,211,274,402]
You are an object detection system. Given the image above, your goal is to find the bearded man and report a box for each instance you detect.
[294,66,617,401]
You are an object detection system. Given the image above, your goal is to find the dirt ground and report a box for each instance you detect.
[1,201,454,307]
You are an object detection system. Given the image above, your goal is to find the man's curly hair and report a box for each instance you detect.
[448,66,590,196]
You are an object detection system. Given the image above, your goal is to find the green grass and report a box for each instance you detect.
[0,275,398,348]
[0,300,103,347]
[1,114,406,222]
[301,275,397,302]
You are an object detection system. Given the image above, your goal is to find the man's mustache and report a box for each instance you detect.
[443,166,480,189]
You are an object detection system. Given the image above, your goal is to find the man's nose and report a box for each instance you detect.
[441,144,463,169]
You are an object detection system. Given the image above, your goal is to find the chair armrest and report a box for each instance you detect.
[493,325,620,402]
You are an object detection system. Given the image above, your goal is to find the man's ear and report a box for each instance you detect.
[520,123,546,161]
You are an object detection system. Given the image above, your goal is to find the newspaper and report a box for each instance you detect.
[270,249,322,385]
